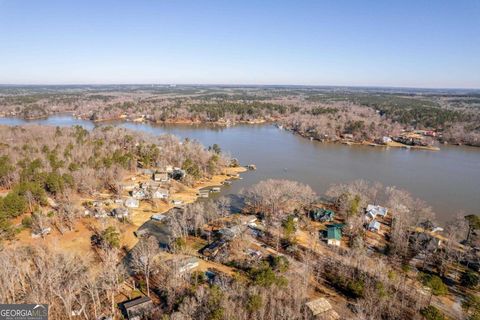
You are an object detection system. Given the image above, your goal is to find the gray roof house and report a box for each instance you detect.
[120,296,153,320]
[368,220,381,232]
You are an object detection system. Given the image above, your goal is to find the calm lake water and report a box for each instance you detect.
[1,115,479,223]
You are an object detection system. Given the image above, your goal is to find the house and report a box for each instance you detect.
[202,239,227,258]
[125,198,140,208]
[368,220,381,232]
[151,188,169,199]
[310,208,335,222]
[211,187,221,193]
[366,204,388,219]
[120,296,153,320]
[114,198,124,204]
[112,207,129,220]
[382,136,392,144]
[138,222,173,249]
[177,257,199,273]
[153,171,169,182]
[326,225,342,246]
[151,214,167,222]
[217,226,243,241]
[305,298,340,320]
[131,188,147,200]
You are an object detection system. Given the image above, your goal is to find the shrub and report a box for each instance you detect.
[420,273,448,296]
[420,305,445,320]
[461,270,479,288]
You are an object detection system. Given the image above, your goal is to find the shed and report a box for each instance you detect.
[305,298,339,320]
[326,225,342,246]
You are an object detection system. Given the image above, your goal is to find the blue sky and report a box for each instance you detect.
[0,0,479,88]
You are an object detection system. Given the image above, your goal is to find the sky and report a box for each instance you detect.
[0,0,479,88]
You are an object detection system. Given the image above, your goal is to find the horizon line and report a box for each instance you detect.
[0,82,479,91]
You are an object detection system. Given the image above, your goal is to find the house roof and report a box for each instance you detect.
[306,297,333,315]
[327,226,342,240]
[366,204,388,217]
[122,296,151,310]
[368,220,381,230]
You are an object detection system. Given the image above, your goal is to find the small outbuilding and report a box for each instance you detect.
[326,225,342,246]
[305,297,340,320]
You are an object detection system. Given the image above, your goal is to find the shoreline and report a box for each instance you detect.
[0,114,474,150]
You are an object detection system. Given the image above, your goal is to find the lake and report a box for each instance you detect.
[1,115,479,222]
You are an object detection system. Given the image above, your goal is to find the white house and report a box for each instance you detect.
[125,198,140,208]
[366,204,388,219]
[152,188,169,199]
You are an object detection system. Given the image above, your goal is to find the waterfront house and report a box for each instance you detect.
[125,198,140,208]
[368,220,381,232]
[366,204,388,219]
[120,296,153,320]
[305,297,340,320]
[326,225,342,246]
